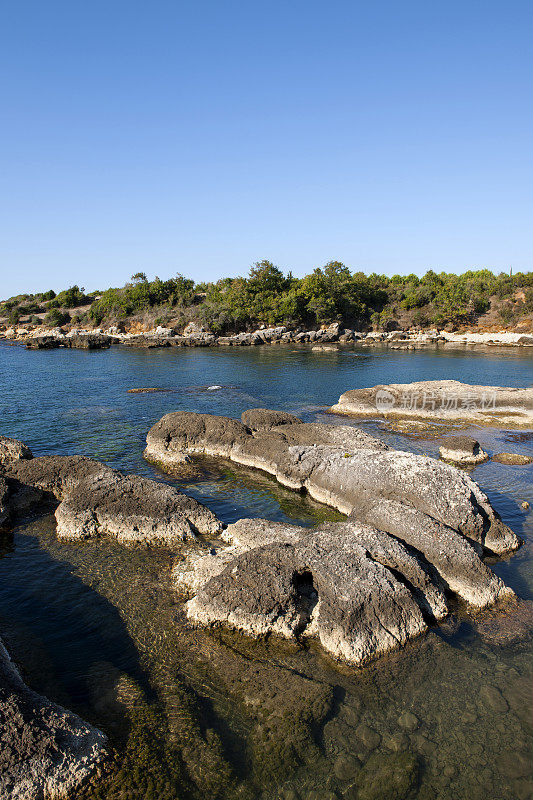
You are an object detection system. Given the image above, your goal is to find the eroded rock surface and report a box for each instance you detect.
[0,436,33,465]
[145,409,520,664]
[330,380,533,427]
[439,436,489,465]
[0,636,106,800]
[145,410,519,555]
[1,450,221,545]
[180,516,513,666]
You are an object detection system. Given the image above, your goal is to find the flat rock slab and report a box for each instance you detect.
[2,453,222,545]
[330,380,533,428]
[145,410,519,555]
[0,636,106,800]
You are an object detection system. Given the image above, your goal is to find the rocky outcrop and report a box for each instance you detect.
[240,408,303,430]
[330,380,533,427]
[145,410,519,555]
[66,333,111,349]
[2,452,221,545]
[178,516,513,666]
[0,636,106,799]
[439,436,489,465]
[0,436,33,465]
[147,408,520,664]
[25,333,111,350]
[0,437,34,531]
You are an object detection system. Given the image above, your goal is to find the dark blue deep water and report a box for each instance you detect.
[0,341,532,800]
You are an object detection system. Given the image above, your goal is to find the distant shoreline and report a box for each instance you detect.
[2,323,533,350]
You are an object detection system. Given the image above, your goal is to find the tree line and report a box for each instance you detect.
[2,262,532,331]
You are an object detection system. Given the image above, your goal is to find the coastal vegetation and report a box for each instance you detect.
[1,263,532,333]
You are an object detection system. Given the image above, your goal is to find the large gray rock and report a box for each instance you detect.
[181,515,513,665]
[4,454,221,545]
[0,636,106,799]
[330,380,533,427]
[145,411,519,555]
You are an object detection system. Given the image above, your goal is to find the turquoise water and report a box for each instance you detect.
[0,341,532,800]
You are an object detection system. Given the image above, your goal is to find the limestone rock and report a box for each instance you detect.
[330,380,533,428]
[492,452,533,465]
[4,454,221,545]
[439,436,489,465]
[0,436,33,465]
[66,333,111,349]
[186,527,431,665]
[0,636,106,800]
[240,408,303,430]
[181,515,513,664]
[145,410,519,556]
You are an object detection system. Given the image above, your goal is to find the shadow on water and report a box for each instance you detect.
[0,519,150,725]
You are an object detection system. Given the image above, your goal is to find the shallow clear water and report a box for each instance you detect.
[0,341,532,800]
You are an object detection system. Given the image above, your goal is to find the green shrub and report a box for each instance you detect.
[45,308,70,327]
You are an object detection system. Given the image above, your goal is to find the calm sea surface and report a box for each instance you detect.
[0,341,532,800]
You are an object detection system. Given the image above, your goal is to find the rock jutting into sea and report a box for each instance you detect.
[146,408,521,665]
[0,635,107,800]
[0,436,221,545]
[329,380,533,428]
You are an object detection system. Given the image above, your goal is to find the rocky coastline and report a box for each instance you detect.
[145,408,521,665]
[0,396,527,796]
[0,636,107,800]
[2,321,533,350]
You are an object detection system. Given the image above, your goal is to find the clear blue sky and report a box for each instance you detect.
[1,0,531,297]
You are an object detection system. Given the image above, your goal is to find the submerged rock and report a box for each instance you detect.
[492,452,533,465]
[2,453,221,545]
[355,751,418,800]
[0,636,106,799]
[330,380,533,428]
